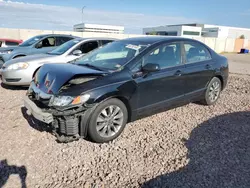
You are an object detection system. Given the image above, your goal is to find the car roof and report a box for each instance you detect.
[74,37,117,41]
[121,36,195,44]
[0,38,23,43]
[35,34,78,38]
[68,37,117,43]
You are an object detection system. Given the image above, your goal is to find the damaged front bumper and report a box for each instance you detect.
[23,82,95,143]
[24,96,54,124]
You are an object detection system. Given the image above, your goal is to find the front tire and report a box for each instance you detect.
[87,98,128,143]
[201,77,222,105]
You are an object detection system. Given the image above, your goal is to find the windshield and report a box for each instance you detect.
[19,36,44,47]
[48,39,80,55]
[75,40,149,71]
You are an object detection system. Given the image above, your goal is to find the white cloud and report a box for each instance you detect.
[0,0,200,33]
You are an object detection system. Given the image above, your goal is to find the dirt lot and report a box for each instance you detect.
[0,54,250,188]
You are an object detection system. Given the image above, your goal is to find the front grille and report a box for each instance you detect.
[33,99,50,109]
[6,78,21,82]
[28,82,52,108]
[55,117,79,136]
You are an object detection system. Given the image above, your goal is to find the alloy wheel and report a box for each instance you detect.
[208,81,221,102]
[96,105,124,138]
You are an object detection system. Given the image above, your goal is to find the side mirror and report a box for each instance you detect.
[142,63,160,73]
[36,43,43,49]
[72,50,82,56]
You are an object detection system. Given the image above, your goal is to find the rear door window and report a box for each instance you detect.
[100,40,113,46]
[79,41,99,54]
[184,42,211,64]
[56,37,73,46]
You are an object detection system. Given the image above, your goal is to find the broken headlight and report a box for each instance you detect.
[51,96,74,106]
[50,94,90,107]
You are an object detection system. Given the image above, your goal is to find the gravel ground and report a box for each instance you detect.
[0,74,250,188]
[225,54,250,75]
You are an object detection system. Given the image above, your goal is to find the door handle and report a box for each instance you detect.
[206,64,212,69]
[174,70,182,76]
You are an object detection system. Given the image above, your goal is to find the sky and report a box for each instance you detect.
[0,0,250,34]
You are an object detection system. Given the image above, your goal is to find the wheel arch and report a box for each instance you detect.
[32,66,41,78]
[80,95,132,138]
[13,54,26,59]
[214,75,224,90]
[94,94,132,123]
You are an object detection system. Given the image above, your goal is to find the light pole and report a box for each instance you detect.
[82,6,86,24]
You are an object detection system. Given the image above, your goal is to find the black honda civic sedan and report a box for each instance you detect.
[24,37,228,143]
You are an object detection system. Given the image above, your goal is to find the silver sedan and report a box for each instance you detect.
[0,38,114,86]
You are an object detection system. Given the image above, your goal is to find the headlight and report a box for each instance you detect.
[0,50,13,54]
[71,94,90,105]
[50,94,90,107]
[7,62,29,70]
[51,96,74,106]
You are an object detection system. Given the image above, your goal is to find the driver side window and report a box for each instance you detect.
[37,37,55,48]
[143,43,181,69]
[132,42,182,72]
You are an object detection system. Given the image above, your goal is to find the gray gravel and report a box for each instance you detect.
[0,74,250,188]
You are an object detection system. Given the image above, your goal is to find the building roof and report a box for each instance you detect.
[74,23,124,30]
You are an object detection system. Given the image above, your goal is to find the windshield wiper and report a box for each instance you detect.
[79,63,103,71]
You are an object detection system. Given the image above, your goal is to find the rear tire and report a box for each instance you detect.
[87,98,128,143]
[201,77,222,105]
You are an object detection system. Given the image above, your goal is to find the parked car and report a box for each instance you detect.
[0,34,77,68]
[0,38,23,47]
[0,38,114,86]
[24,37,228,143]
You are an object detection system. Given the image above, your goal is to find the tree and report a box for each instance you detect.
[239,35,245,39]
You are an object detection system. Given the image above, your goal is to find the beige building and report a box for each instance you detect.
[73,23,124,34]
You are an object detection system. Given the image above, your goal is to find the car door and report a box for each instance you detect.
[182,41,215,98]
[133,42,186,114]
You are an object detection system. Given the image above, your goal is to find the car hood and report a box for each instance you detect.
[3,53,55,66]
[36,63,106,94]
